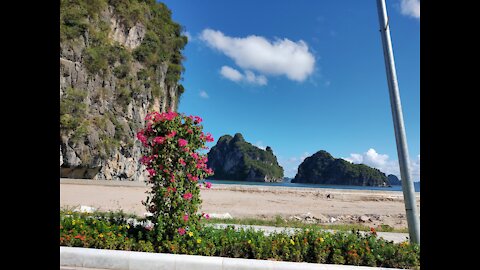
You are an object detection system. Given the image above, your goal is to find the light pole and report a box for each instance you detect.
[375,0,420,244]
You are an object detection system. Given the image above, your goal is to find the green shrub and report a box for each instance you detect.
[60,211,420,268]
[113,64,130,79]
[60,87,88,131]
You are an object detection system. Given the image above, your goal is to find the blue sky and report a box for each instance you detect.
[161,0,420,180]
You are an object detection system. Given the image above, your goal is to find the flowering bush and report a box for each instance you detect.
[136,111,214,246]
[60,211,420,269]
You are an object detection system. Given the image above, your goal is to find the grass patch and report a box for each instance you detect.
[202,215,408,233]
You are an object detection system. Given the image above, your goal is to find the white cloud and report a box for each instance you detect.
[400,0,420,19]
[220,66,267,86]
[220,66,243,82]
[344,149,420,181]
[279,152,310,178]
[199,90,209,99]
[245,70,268,86]
[200,29,315,82]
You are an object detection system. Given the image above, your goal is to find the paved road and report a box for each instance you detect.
[208,223,409,243]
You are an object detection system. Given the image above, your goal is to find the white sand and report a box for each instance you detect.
[60,179,420,229]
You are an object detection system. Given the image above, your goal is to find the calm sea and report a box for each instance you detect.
[207,179,420,192]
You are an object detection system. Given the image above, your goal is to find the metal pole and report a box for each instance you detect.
[375,0,420,244]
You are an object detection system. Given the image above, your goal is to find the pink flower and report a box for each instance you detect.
[137,131,147,144]
[165,111,178,121]
[188,174,199,182]
[187,129,193,134]
[183,215,189,222]
[167,131,177,138]
[206,133,214,142]
[204,168,214,175]
[153,136,165,145]
[200,156,208,163]
[179,158,186,166]
[205,214,210,219]
[147,168,156,176]
[194,116,203,123]
[140,155,151,165]
[170,175,175,183]
[146,122,153,132]
[178,139,188,147]
[183,193,193,200]
[190,152,199,160]
[145,112,159,121]
[178,228,186,235]
[205,182,212,189]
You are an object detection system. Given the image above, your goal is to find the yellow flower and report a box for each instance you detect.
[99,233,104,238]
[319,237,324,243]
[290,239,295,245]
[188,232,194,237]
[72,220,76,225]
[248,240,252,244]
[197,238,202,244]
[126,225,130,229]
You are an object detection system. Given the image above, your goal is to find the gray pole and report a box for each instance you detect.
[375,0,420,244]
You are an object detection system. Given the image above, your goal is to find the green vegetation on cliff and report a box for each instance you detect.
[293,150,388,186]
[60,0,186,89]
[207,133,284,182]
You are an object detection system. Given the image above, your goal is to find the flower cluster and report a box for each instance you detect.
[137,111,215,242]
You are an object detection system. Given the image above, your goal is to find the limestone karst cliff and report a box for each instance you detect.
[60,0,187,181]
[292,150,389,186]
[206,133,284,182]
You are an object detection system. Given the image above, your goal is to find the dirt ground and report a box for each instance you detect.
[60,179,420,229]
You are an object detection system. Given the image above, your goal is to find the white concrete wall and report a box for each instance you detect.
[61,247,403,270]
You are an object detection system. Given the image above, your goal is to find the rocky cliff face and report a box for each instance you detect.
[293,150,388,186]
[60,0,186,181]
[207,134,284,182]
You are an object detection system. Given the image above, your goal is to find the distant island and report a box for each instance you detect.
[292,150,389,186]
[206,133,284,182]
[387,174,402,185]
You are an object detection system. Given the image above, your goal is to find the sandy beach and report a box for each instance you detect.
[60,179,420,229]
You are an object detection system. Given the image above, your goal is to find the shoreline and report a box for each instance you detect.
[60,178,419,195]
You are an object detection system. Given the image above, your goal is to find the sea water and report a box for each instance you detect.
[206,179,421,192]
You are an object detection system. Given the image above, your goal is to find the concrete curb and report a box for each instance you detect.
[61,247,402,270]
